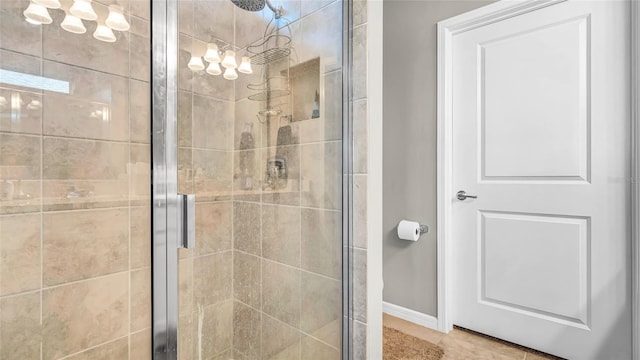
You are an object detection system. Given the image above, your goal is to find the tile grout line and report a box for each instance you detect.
[0,268,147,297]
[190,29,197,351]
[233,198,342,213]
[298,142,303,359]
[181,32,188,356]
[0,47,147,82]
[127,46,132,358]
[234,297,341,353]
[235,248,340,282]
[230,101,236,357]
[259,188,264,358]
[231,37,237,352]
[231,5,237,356]
[56,333,131,360]
[0,125,148,146]
[39,24,45,360]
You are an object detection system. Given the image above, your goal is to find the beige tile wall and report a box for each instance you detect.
[352,0,369,358]
[0,0,152,359]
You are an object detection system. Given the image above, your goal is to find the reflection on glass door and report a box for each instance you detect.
[0,0,152,358]
[175,0,344,358]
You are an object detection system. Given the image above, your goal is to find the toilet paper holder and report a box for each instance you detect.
[397,220,429,241]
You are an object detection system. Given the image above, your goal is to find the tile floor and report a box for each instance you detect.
[383,313,563,360]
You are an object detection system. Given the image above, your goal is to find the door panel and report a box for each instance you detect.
[451,1,630,358]
[481,16,589,181]
[481,211,589,327]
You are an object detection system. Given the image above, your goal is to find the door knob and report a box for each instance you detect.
[456,190,477,201]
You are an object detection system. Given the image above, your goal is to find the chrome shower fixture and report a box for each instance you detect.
[231,0,265,11]
[231,0,283,18]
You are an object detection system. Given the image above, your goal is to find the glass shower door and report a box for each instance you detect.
[171,0,345,358]
[0,0,153,358]
[1,0,349,357]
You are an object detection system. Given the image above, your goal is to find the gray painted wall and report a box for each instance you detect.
[383,0,496,316]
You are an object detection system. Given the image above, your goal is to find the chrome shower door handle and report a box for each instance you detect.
[456,190,478,201]
[177,193,196,249]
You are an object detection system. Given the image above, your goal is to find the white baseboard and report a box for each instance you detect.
[383,302,439,331]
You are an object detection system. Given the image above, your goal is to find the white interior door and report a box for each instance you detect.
[449,1,631,359]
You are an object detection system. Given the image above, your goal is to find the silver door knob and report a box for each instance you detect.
[457,190,477,201]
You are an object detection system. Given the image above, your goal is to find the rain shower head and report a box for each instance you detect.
[231,0,282,17]
[231,0,266,12]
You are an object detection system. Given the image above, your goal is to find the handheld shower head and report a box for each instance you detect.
[231,0,266,12]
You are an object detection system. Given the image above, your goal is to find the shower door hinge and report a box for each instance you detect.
[177,193,196,249]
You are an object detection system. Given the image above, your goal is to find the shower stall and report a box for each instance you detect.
[0,0,354,357]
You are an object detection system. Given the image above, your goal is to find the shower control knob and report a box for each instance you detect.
[456,190,477,201]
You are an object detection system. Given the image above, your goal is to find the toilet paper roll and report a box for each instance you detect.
[397,220,421,241]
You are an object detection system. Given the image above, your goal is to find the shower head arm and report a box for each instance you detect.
[265,0,283,18]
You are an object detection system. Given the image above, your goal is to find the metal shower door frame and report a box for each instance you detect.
[151,0,179,357]
[342,0,354,358]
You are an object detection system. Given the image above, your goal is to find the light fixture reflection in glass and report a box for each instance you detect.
[25,17,42,25]
[206,61,222,76]
[26,99,41,110]
[23,2,53,24]
[0,96,6,108]
[10,93,23,123]
[61,13,86,34]
[93,24,116,42]
[33,0,60,9]
[22,0,129,42]
[102,106,110,123]
[221,50,237,69]
[223,67,238,80]
[188,56,205,71]
[70,0,97,21]
[238,56,253,74]
[204,43,221,63]
[105,5,129,31]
